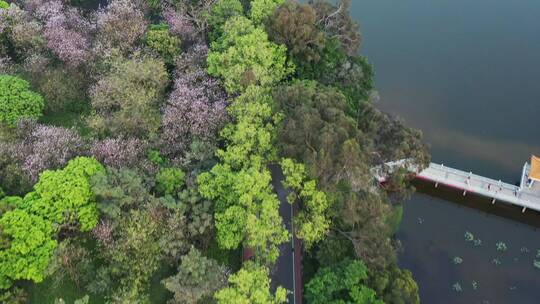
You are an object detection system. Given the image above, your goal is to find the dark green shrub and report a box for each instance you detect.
[155,167,185,195]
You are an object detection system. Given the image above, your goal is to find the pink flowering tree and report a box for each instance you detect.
[91,137,149,169]
[95,0,147,54]
[34,0,94,66]
[163,0,217,40]
[0,3,45,59]
[161,44,228,160]
[15,121,87,182]
[163,8,196,40]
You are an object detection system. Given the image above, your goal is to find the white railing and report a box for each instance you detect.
[374,160,540,213]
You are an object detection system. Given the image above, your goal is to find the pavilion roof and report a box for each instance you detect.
[529,155,540,181]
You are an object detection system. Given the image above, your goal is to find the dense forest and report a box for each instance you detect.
[0,0,429,303]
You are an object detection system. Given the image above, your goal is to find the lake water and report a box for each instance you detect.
[349,0,540,303]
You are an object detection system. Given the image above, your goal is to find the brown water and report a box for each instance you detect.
[350,1,540,302]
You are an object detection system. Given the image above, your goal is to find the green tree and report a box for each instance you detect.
[0,1,9,9]
[315,234,355,267]
[334,191,396,270]
[249,0,284,25]
[274,82,424,270]
[274,82,371,189]
[266,1,325,64]
[214,262,287,304]
[280,158,330,248]
[305,259,383,304]
[356,103,429,172]
[17,157,104,232]
[0,209,57,289]
[309,0,361,55]
[96,209,165,302]
[198,86,288,264]
[217,86,280,170]
[207,0,244,41]
[295,38,374,114]
[368,265,419,304]
[199,165,288,264]
[146,0,162,11]
[0,286,27,304]
[0,75,44,126]
[90,167,152,219]
[46,239,94,290]
[162,246,228,304]
[155,167,185,196]
[177,186,214,244]
[0,143,32,196]
[146,24,181,62]
[32,66,89,114]
[88,56,169,138]
[207,16,293,94]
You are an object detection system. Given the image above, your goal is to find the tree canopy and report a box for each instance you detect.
[214,262,287,304]
[0,209,57,289]
[162,246,228,304]
[281,158,330,248]
[145,23,181,62]
[207,16,293,94]
[0,75,44,126]
[89,55,169,138]
[249,0,284,25]
[305,259,383,304]
[17,157,104,232]
[0,0,427,302]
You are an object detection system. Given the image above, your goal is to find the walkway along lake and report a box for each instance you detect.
[350,0,540,303]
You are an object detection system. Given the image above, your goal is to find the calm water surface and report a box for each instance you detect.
[350,0,540,302]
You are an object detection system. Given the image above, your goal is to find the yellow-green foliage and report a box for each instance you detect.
[199,164,288,263]
[281,158,330,248]
[18,157,104,232]
[214,262,287,304]
[0,209,57,289]
[249,0,285,24]
[146,24,181,62]
[0,157,103,290]
[198,87,288,264]
[217,86,280,170]
[207,16,293,94]
[0,75,44,126]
